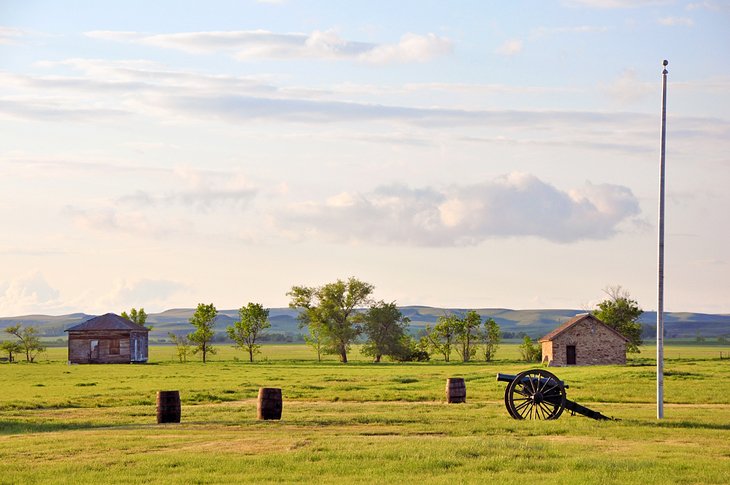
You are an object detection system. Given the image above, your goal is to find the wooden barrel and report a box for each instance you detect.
[446,378,466,403]
[257,387,282,420]
[156,390,181,423]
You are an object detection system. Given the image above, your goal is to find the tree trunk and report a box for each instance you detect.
[374,354,381,363]
[249,348,254,362]
[340,350,348,363]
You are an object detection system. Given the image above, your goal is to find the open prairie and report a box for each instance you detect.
[2,345,729,484]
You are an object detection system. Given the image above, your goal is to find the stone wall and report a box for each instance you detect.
[543,318,627,366]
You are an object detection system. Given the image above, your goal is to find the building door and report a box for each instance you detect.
[566,345,576,365]
[90,340,99,361]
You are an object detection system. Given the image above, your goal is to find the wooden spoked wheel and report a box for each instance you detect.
[504,369,566,420]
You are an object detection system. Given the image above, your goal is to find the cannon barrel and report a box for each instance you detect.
[564,400,612,420]
[496,372,569,389]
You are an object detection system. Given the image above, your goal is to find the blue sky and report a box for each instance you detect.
[1,0,728,315]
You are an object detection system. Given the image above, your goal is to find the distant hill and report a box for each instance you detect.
[1,307,728,341]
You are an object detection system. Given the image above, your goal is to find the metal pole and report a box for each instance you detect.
[657,60,668,419]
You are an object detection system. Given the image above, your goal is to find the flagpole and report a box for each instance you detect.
[657,59,668,420]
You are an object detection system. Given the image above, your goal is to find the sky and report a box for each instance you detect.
[1,0,729,316]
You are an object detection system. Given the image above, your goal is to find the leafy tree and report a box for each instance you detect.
[594,286,643,353]
[167,332,191,363]
[396,335,431,362]
[454,310,481,362]
[518,336,541,362]
[425,314,458,362]
[4,324,45,362]
[121,308,152,330]
[481,317,501,362]
[288,277,374,363]
[303,321,325,362]
[188,303,218,363]
[227,303,271,362]
[361,301,411,363]
[393,335,430,362]
[1,340,23,362]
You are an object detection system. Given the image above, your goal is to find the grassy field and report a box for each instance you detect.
[1,344,729,484]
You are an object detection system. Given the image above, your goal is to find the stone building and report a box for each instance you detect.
[539,313,628,366]
[66,313,149,364]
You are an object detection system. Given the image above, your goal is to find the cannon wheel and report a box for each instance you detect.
[504,369,566,420]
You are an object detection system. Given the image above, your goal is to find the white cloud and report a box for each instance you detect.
[0,97,129,122]
[658,16,695,26]
[0,272,64,316]
[601,69,653,105]
[117,167,258,212]
[65,206,163,238]
[0,27,28,45]
[533,25,610,36]
[496,39,523,56]
[97,278,189,312]
[277,173,641,246]
[358,33,453,64]
[85,30,452,64]
[563,0,674,7]
[687,1,730,11]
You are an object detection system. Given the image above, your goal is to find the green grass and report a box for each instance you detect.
[1,344,729,484]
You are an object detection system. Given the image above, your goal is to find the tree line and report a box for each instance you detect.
[0,280,645,364]
[162,280,647,364]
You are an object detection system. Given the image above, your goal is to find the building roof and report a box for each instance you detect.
[65,313,150,333]
[539,313,629,343]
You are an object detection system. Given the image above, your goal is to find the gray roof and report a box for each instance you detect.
[65,313,149,332]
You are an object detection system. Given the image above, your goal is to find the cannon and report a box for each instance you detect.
[496,369,612,421]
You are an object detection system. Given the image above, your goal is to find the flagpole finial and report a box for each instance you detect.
[663,59,668,74]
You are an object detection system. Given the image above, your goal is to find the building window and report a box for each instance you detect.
[109,339,120,355]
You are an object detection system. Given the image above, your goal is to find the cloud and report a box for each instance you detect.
[0,272,64,316]
[65,206,163,238]
[358,33,453,64]
[98,278,189,312]
[601,69,653,105]
[85,30,452,64]
[0,98,129,122]
[156,92,651,129]
[5,59,728,150]
[532,25,610,36]
[277,173,641,246]
[0,27,29,45]
[496,39,523,56]
[120,187,257,211]
[658,17,695,26]
[118,167,258,211]
[687,1,730,11]
[563,0,673,7]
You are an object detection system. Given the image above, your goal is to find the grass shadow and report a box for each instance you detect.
[0,419,105,435]
[623,419,730,431]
